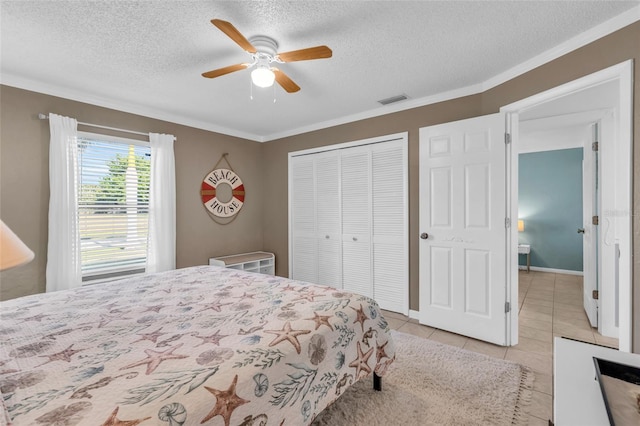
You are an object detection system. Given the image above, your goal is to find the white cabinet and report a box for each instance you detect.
[209,251,275,275]
[289,133,408,314]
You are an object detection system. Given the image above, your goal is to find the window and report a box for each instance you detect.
[77,132,151,281]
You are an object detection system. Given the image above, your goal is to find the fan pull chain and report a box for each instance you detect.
[273,83,277,103]
[249,78,254,100]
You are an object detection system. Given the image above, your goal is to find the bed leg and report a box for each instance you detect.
[373,373,381,391]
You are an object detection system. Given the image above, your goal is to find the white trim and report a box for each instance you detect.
[525,266,584,276]
[501,62,631,113]
[482,5,640,93]
[264,83,482,142]
[78,131,150,147]
[506,112,518,346]
[409,309,419,321]
[1,73,265,142]
[502,60,634,352]
[275,6,639,143]
[288,131,408,158]
[2,6,637,143]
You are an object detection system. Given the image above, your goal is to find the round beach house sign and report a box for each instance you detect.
[200,168,245,218]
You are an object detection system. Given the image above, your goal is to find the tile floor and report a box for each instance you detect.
[382,270,619,425]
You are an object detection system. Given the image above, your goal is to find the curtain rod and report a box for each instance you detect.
[38,113,169,139]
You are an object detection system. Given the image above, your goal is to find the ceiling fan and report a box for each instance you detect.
[201,19,332,93]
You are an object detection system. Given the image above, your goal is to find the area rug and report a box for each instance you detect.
[312,330,534,425]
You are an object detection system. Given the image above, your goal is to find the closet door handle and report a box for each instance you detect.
[420,232,429,240]
[352,237,358,241]
[325,235,330,239]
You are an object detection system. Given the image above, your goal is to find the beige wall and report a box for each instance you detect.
[0,86,264,300]
[261,21,640,349]
[1,21,638,349]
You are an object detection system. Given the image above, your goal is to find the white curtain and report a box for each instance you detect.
[46,113,81,292]
[146,133,176,273]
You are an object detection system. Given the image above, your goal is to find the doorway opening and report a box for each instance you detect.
[517,114,617,347]
[502,60,633,351]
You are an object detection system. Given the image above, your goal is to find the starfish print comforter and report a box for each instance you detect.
[0,266,396,425]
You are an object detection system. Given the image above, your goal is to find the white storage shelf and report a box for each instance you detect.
[209,251,275,275]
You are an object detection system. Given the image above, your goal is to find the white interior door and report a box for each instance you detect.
[597,111,618,338]
[419,113,509,346]
[582,123,598,327]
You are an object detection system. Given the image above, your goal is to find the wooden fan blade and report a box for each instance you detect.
[202,63,248,79]
[277,45,332,62]
[273,68,300,93]
[211,19,257,53]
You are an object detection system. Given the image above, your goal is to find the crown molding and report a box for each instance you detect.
[481,4,640,92]
[261,82,483,142]
[264,5,639,142]
[0,73,265,142]
[2,5,638,143]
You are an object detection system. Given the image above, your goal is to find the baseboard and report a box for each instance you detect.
[409,309,419,320]
[523,266,584,276]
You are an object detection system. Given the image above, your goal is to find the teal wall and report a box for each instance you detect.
[518,148,583,272]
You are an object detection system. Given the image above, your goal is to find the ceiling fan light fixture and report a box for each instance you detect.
[251,66,275,88]
[202,20,329,93]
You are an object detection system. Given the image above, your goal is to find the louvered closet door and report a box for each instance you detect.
[290,156,317,283]
[371,141,408,313]
[341,148,372,298]
[315,152,342,289]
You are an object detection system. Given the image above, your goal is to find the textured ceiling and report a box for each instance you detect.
[1,1,638,141]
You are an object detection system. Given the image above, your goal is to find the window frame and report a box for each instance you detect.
[76,131,151,283]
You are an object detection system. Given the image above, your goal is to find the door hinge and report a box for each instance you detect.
[505,218,511,228]
[505,133,511,145]
[592,141,599,152]
[505,301,511,313]
[592,215,599,225]
[592,290,599,300]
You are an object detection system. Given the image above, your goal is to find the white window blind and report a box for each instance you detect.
[77,132,151,281]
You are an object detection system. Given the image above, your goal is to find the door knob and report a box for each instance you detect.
[420,232,429,240]
[577,228,585,234]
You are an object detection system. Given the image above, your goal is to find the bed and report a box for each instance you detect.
[0,265,395,425]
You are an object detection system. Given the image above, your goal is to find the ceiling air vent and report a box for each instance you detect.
[378,94,409,106]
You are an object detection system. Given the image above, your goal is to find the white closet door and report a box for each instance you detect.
[371,141,408,314]
[290,156,317,283]
[341,148,372,298]
[315,152,342,288]
[289,133,409,314]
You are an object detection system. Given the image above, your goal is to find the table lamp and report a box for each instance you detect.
[0,219,35,271]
